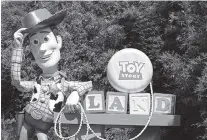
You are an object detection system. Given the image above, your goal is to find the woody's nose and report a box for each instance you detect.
[38,43,48,55]
[39,43,48,52]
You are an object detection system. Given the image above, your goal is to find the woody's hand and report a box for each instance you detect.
[64,91,80,113]
[13,28,28,48]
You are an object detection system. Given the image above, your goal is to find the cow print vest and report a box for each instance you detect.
[30,74,66,115]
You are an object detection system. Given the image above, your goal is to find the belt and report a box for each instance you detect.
[25,104,54,123]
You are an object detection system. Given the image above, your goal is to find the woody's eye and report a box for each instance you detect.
[44,36,49,42]
[33,39,39,45]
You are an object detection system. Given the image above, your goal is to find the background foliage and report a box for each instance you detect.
[1,1,207,140]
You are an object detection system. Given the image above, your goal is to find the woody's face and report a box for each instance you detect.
[29,27,62,69]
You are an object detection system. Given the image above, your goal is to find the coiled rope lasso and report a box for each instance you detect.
[54,82,154,140]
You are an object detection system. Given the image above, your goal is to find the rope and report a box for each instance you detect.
[54,82,154,140]
[54,105,84,139]
[129,82,154,140]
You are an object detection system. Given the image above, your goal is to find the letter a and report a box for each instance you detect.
[109,97,124,111]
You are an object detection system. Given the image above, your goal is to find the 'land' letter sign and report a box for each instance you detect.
[129,93,150,115]
[83,91,105,113]
[106,92,128,114]
[154,93,176,115]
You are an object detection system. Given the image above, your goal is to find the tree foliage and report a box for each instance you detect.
[1,1,207,140]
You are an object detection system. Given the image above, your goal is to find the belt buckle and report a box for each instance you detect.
[31,109,43,120]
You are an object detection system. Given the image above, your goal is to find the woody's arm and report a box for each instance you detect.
[11,48,35,92]
[11,28,34,92]
[64,81,93,97]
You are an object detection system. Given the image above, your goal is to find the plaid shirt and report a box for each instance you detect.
[11,48,92,122]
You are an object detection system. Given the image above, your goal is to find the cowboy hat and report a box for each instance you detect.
[21,8,66,34]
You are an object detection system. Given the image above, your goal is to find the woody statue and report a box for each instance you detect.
[11,8,92,140]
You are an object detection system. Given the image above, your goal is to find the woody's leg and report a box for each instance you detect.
[36,129,48,140]
[19,121,32,140]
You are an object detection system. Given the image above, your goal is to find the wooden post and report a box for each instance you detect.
[67,125,105,140]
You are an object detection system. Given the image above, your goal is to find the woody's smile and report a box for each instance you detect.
[41,51,54,60]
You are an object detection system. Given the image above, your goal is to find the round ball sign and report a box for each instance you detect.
[107,48,153,93]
